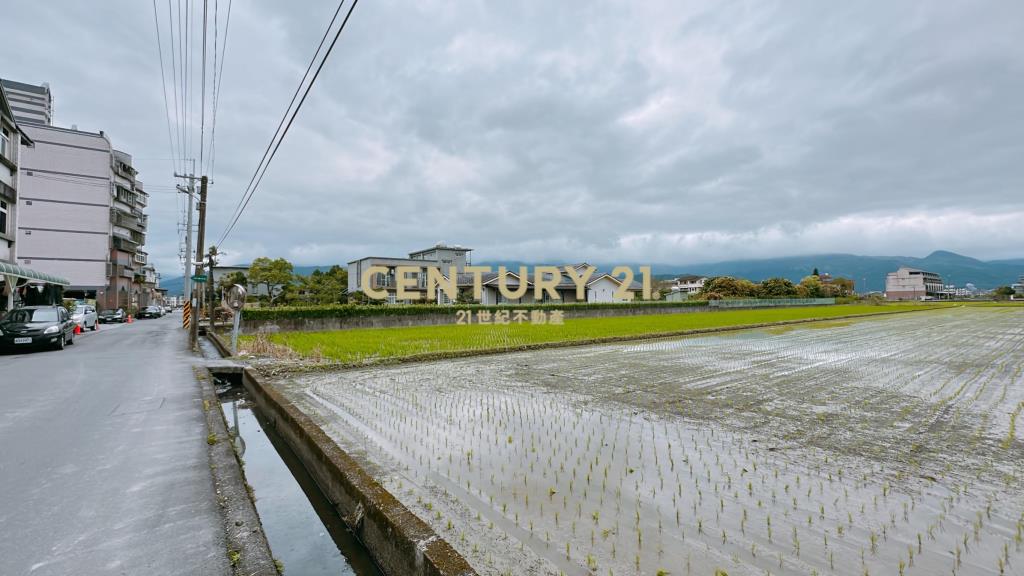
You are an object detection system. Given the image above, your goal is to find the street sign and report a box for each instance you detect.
[191,274,208,283]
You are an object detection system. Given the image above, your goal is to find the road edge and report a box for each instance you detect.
[194,366,279,576]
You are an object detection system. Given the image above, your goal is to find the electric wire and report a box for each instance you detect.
[151,0,180,174]
[217,0,360,248]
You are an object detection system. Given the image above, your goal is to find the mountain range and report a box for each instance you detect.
[159,251,1023,295]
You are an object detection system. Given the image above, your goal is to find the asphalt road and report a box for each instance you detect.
[0,312,229,575]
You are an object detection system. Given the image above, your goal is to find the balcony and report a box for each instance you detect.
[134,251,147,265]
[110,210,146,233]
[116,264,135,279]
[115,186,136,206]
[113,160,136,180]
[112,236,137,252]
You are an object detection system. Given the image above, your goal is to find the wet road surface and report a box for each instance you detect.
[0,313,229,575]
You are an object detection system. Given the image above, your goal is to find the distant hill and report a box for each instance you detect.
[159,251,1022,295]
[160,265,334,295]
[676,251,1022,292]
[483,251,1022,292]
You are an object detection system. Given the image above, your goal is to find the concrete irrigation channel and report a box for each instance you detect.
[260,306,1024,576]
[203,334,474,576]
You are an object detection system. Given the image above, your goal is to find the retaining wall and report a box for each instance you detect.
[235,362,475,576]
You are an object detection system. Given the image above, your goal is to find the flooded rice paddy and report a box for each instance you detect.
[276,307,1024,575]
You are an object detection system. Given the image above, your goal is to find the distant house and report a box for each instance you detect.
[346,244,642,305]
[210,264,278,298]
[885,267,943,300]
[347,242,473,304]
[458,264,641,305]
[670,275,706,295]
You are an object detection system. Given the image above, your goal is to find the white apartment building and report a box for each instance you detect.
[17,124,114,294]
[2,78,160,311]
[0,79,53,126]
[885,266,943,300]
[1,82,68,312]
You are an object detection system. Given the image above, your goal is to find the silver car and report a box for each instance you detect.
[71,304,98,331]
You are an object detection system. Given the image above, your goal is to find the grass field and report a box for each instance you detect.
[246,303,949,364]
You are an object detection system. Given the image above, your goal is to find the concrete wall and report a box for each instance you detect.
[17,125,111,288]
[237,366,475,576]
[244,304,711,333]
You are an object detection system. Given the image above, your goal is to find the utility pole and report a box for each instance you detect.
[181,184,194,305]
[175,164,199,340]
[190,175,208,349]
[207,246,218,327]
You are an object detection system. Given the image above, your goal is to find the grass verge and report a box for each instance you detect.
[244,303,950,366]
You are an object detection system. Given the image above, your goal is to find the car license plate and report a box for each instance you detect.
[14,337,32,344]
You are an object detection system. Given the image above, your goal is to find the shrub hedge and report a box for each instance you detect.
[242,300,709,321]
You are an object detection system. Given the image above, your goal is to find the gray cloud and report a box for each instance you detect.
[4,0,1022,276]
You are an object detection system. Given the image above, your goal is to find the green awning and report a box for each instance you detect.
[0,262,71,286]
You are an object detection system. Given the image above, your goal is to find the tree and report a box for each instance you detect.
[699,276,758,298]
[218,271,248,295]
[248,257,294,305]
[812,267,820,277]
[298,265,349,304]
[757,277,799,298]
[993,286,1016,299]
[829,277,855,297]
[797,275,825,298]
[348,290,378,305]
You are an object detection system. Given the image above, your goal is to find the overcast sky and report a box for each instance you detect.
[5,1,1023,276]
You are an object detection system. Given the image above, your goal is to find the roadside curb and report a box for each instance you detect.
[194,366,279,576]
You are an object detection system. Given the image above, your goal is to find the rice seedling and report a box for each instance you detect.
[276,306,1024,575]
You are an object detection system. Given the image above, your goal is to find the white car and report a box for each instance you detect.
[71,305,98,331]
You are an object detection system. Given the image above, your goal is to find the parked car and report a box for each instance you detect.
[0,305,76,351]
[98,308,126,323]
[137,306,163,319]
[71,304,98,331]
[163,305,173,314]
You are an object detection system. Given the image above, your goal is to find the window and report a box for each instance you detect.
[0,128,10,159]
[0,199,7,235]
[5,307,59,322]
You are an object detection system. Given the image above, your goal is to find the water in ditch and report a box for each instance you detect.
[218,385,381,576]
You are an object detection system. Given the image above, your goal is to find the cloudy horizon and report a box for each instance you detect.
[4,0,1022,276]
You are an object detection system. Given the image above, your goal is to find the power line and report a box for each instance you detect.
[167,0,183,173]
[207,0,232,177]
[218,0,360,248]
[177,0,187,170]
[184,0,191,167]
[222,0,349,228]
[199,0,209,170]
[151,0,179,173]
[206,0,219,176]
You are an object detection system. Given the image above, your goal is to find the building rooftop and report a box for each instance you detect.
[408,242,473,257]
[347,256,441,265]
[0,78,50,95]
